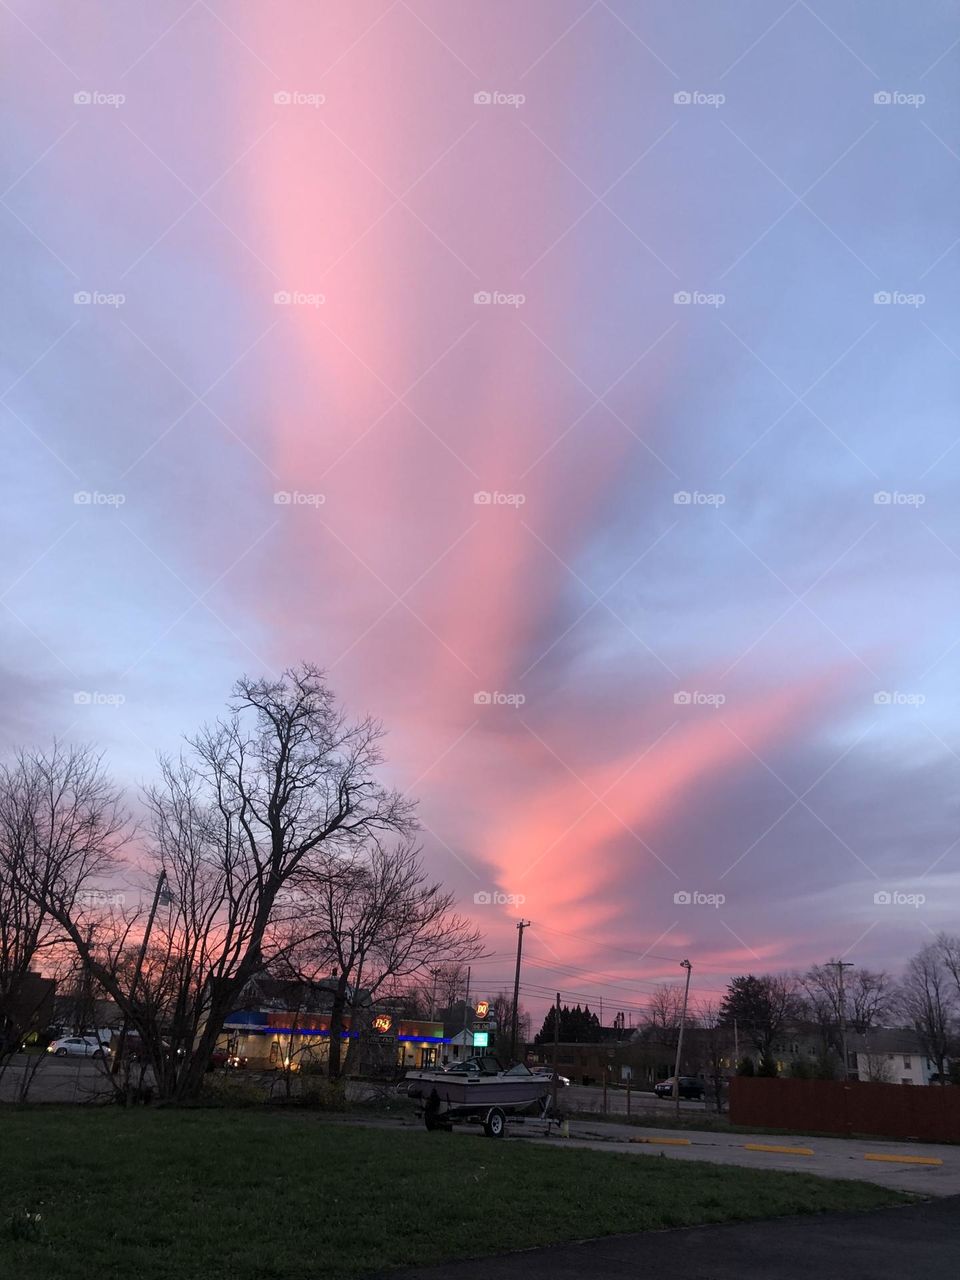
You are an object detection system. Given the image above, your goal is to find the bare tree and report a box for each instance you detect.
[896,943,955,1080]
[488,989,529,1061]
[292,840,482,1079]
[9,667,415,1101]
[0,743,129,1071]
[694,1000,733,1112]
[800,962,892,1048]
[643,984,687,1048]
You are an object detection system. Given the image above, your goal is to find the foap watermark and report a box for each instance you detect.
[74,90,125,108]
[874,890,925,908]
[474,690,526,707]
[674,90,725,108]
[74,290,125,308]
[674,890,725,908]
[874,90,925,109]
[274,290,325,308]
[474,490,525,506]
[474,90,525,108]
[473,890,526,906]
[274,90,325,107]
[274,888,310,907]
[74,491,125,506]
[874,290,925,308]
[674,290,725,308]
[674,490,725,506]
[474,290,526,308]
[674,690,726,707]
[73,691,125,707]
[873,490,925,506]
[874,690,925,707]
[274,490,325,506]
[78,889,125,907]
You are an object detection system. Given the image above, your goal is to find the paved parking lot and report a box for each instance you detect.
[529,1118,960,1196]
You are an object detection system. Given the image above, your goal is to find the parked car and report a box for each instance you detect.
[207,1048,248,1071]
[532,1066,571,1087]
[654,1076,704,1100]
[46,1035,109,1059]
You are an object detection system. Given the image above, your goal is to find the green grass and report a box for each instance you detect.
[0,1109,907,1278]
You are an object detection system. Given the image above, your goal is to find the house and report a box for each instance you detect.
[847,1029,941,1085]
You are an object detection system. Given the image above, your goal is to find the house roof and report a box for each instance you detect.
[847,1028,928,1055]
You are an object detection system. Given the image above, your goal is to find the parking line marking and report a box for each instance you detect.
[863,1153,943,1166]
[630,1137,692,1146]
[743,1143,814,1156]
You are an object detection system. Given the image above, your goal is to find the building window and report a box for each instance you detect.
[903,1056,912,1069]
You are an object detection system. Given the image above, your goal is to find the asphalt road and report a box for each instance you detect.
[385,1195,960,1280]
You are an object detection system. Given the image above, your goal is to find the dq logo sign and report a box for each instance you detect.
[474,1000,490,1019]
[372,1014,392,1033]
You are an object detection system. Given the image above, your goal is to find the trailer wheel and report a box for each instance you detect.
[483,1107,506,1139]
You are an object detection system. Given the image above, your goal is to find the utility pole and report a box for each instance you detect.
[510,919,531,1063]
[551,991,560,1116]
[672,959,693,1118]
[461,965,471,1056]
[829,960,854,1080]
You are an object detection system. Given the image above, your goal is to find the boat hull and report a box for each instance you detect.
[405,1071,549,1111]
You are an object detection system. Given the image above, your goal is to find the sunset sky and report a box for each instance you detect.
[3,1,959,1017]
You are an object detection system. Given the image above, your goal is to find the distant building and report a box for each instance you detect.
[847,1029,940,1085]
[1,971,56,1049]
[219,975,446,1073]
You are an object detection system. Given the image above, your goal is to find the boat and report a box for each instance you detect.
[403,1055,552,1137]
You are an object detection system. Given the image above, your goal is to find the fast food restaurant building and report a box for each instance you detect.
[219,979,446,1073]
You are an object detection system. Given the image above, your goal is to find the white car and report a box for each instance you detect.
[47,1035,109,1059]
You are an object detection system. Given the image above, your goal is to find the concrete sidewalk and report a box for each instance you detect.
[383,1196,960,1280]
[521,1118,960,1196]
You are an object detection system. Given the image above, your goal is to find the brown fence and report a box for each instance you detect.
[729,1077,960,1143]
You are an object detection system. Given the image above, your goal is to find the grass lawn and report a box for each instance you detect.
[0,1109,907,1278]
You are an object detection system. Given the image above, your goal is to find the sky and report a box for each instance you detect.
[2,1,960,1020]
